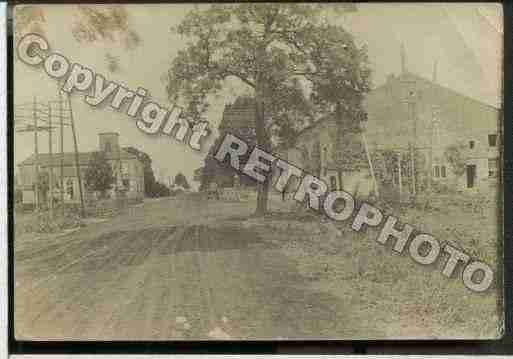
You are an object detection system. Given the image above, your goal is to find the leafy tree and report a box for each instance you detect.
[167,4,371,215]
[174,172,190,190]
[84,151,116,198]
[15,4,141,69]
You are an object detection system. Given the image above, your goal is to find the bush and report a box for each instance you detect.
[20,209,84,234]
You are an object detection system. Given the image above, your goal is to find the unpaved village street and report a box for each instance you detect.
[15,196,382,340]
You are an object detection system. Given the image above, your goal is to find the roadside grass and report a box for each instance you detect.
[238,191,502,339]
[14,207,83,237]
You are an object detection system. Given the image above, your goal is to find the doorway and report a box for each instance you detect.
[466,164,476,188]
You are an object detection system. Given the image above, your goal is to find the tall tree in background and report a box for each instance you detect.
[167,3,370,215]
[84,152,116,198]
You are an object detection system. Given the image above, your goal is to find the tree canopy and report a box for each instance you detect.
[84,151,116,197]
[167,4,371,213]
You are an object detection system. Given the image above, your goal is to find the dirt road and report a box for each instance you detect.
[15,196,380,340]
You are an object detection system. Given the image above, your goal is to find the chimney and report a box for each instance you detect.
[99,132,120,157]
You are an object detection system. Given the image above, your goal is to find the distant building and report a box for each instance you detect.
[18,132,145,205]
[199,96,258,190]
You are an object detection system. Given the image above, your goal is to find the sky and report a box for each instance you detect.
[13,3,502,189]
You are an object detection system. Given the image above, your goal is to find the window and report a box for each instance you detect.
[488,134,497,147]
[434,165,440,178]
[441,165,446,178]
[330,176,337,191]
[469,140,475,149]
[104,142,112,153]
[66,179,74,199]
[123,179,130,190]
[488,158,499,178]
[323,167,327,177]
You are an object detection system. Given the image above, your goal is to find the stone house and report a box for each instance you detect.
[364,71,501,193]
[277,68,500,196]
[18,132,145,206]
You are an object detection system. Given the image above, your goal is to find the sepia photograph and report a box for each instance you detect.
[12,3,503,340]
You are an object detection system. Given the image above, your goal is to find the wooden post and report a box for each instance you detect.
[33,96,39,212]
[59,92,65,216]
[48,103,53,217]
[66,94,86,217]
[362,131,379,198]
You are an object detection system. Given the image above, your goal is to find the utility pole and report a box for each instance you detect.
[410,98,417,196]
[428,105,440,192]
[48,103,53,217]
[59,92,65,216]
[397,151,403,200]
[66,94,85,217]
[33,96,39,212]
[402,78,417,196]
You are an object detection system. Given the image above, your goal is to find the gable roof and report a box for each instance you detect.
[371,72,499,111]
[288,71,499,144]
[18,148,138,167]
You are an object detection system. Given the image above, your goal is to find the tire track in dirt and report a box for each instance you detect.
[97,227,187,340]
[157,227,203,340]
[67,227,177,339]
[68,228,160,339]
[17,231,136,339]
[150,230,180,340]
[15,230,124,287]
[104,227,179,340]
[138,227,183,339]
[191,226,216,339]
[164,226,207,340]
[197,225,232,339]
[15,234,95,287]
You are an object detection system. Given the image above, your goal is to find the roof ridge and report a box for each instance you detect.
[374,72,499,109]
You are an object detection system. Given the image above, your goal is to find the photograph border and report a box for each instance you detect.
[5,0,513,355]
